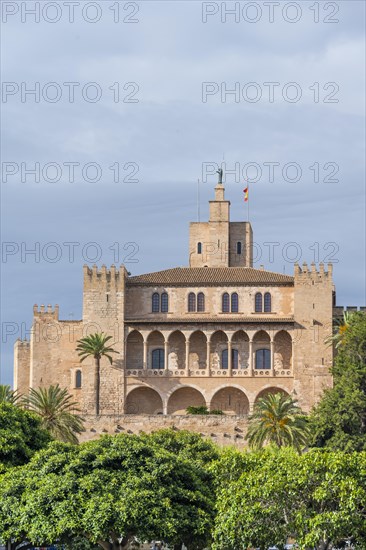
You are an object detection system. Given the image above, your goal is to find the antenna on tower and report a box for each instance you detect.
[197,178,201,222]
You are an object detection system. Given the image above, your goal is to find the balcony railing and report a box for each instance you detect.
[125,367,293,377]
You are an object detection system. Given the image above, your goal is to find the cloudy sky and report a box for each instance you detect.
[1,0,365,385]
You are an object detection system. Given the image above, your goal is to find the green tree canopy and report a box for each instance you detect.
[0,430,217,550]
[212,448,366,550]
[310,311,366,451]
[0,402,52,468]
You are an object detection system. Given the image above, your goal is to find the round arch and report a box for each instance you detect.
[125,330,143,370]
[168,330,186,370]
[252,329,271,342]
[274,330,293,371]
[125,386,164,415]
[188,330,207,371]
[167,386,206,415]
[255,386,290,403]
[210,386,249,415]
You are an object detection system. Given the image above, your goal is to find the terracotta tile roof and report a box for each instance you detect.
[125,316,294,324]
[127,267,294,286]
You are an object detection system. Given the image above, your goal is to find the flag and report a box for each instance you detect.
[243,187,248,202]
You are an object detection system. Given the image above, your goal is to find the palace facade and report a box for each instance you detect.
[14,180,334,419]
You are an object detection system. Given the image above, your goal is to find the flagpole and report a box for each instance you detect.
[247,181,250,222]
[197,178,200,222]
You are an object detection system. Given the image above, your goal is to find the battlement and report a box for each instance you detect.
[83,264,127,290]
[333,306,366,319]
[33,304,59,319]
[14,338,30,346]
[294,262,333,282]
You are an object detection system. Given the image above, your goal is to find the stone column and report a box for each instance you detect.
[228,340,232,377]
[164,340,169,372]
[270,339,275,376]
[206,338,211,376]
[249,340,253,375]
[143,340,148,371]
[185,338,190,376]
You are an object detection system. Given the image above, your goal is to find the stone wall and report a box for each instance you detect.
[80,413,250,448]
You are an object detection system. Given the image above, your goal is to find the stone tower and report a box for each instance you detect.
[189,182,253,268]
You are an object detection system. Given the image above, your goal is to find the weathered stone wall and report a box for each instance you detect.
[293,263,333,411]
[125,284,294,318]
[79,413,250,448]
[82,265,127,414]
[13,339,30,396]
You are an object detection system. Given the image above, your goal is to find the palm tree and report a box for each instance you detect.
[325,311,352,349]
[0,384,21,405]
[246,392,310,452]
[76,333,119,415]
[24,384,84,444]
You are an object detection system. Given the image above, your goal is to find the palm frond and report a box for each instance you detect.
[23,384,84,444]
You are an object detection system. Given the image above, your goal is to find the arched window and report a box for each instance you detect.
[75,369,82,388]
[222,292,230,313]
[161,292,168,313]
[152,292,160,313]
[255,292,263,313]
[197,242,202,254]
[255,349,271,370]
[264,292,271,312]
[188,292,196,312]
[222,348,239,370]
[237,241,242,254]
[197,292,205,312]
[152,348,164,370]
[231,292,239,313]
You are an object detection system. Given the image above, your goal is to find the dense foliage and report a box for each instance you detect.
[212,447,366,550]
[310,311,366,451]
[0,402,52,468]
[0,430,218,550]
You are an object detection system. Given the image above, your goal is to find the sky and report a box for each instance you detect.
[1,0,365,385]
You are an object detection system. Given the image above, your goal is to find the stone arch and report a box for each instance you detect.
[255,386,290,403]
[126,330,143,370]
[211,386,249,415]
[252,329,270,343]
[253,330,271,370]
[231,330,249,369]
[167,386,206,415]
[125,386,164,414]
[274,330,292,371]
[189,330,207,370]
[147,330,164,369]
[168,330,185,370]
[210,330,228,370]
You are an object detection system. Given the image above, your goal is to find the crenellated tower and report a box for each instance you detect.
[293,262,334,409]
[82,264,128,415]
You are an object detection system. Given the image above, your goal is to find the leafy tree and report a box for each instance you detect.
[0,384,21,405]
[310,311,366,451]
[0,430,216,550]
[142,429,220,468]
[24,384,84,444]
[212,448,366,550]
[0,402,52,468]
[245,392,310,451]
[76,333,119,415]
